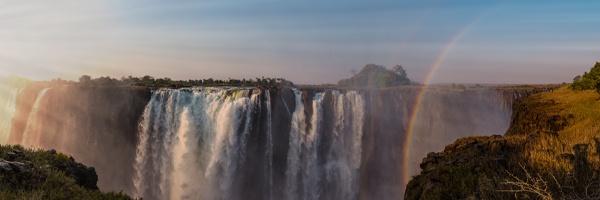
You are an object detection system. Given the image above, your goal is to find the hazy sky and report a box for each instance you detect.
[1,1,599,84]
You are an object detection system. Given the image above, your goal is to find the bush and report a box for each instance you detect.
[570,62,600,91]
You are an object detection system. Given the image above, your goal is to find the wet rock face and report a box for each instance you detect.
[8,86,151,193]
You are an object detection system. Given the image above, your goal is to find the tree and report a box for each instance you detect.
[79,75,91,83]
[337,64,412,88]
[570,62,600,91]
[392,65,407,79]
[141,75,154,85]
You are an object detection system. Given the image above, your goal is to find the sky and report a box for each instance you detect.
[0,1,599,84]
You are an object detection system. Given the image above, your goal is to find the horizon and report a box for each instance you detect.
[1,1,599,85]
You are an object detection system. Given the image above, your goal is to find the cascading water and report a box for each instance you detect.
[134,88,262,200]
[1,84,534,199]
[327,91,364,200]
[285,90,323,200]
[21,88,50,147]
[134,88,367,200]
[264,90,273,200]
[0,86,22,144]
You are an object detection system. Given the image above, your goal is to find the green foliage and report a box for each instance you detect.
[570,62,600,91]
[0,145,134,200]
[337,64,411,88]
[73,75,293,89]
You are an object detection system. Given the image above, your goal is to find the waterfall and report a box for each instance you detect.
[0,84,524,199]
[0,87,22,144]
[264,90,273,200]
[284,90,366,200]
[134,88,261,200]
[134,88,367,200]
[327,91,365,199]
[22,88,50,147]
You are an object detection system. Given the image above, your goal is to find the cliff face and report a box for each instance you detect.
[1,84,536,199]
[8,85,151,193]
[405,87,600,200]
[505,94,573,136]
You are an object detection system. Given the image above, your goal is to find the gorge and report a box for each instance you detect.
[0,83,539,199]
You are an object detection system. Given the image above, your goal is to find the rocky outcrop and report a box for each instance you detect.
[0,145,135,199]
[405,86,586,200]
[505,94,573,136]
[0,147,99,190]
[404,135,528,200]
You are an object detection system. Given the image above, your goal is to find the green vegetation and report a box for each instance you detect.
[0,145,133,200]
[407,79,600,199]
[68,75,294,89]
[337,64,414,87]
[570,62,600,91]
[38,74,294,89]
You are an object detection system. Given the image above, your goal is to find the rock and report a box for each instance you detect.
[0,159,29,172]
[0,160,12,171]
[10,161,29,173]
[6,152,17,160]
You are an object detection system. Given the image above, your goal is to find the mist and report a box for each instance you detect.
[0,79,537,199]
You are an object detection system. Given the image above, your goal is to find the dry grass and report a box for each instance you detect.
[518,87,600,173]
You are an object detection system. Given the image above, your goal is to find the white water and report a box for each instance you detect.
[285,90,365,200]
[328,91,365,199]
[264,90,273,200]
[22,88,50,147]
[134,88,367,200]
[0,87,22,144]
[285,89,308,200]
[300,92,324,200]
[134,88,261,200]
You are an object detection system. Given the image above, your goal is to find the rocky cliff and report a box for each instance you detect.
[0,145,132,199]
[406,86,600,199]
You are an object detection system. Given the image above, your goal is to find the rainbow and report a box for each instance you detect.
[402,16,486,185]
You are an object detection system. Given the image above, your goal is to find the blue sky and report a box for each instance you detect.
[0,1,599,84]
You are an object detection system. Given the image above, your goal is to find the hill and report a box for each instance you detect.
[0,145,133,200]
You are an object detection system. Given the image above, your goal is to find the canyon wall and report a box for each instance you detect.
[0,84,535,199]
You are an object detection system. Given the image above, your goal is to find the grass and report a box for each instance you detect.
[407,86,600,199]
[515,87,600,172]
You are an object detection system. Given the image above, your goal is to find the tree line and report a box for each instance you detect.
[55,75,295,89]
